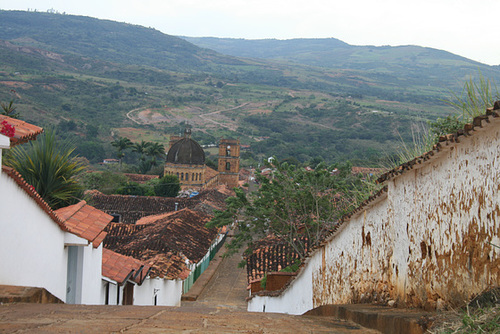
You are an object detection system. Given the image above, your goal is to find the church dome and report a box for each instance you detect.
[166,129,205,165]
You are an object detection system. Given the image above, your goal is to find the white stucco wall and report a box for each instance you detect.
[247,249,320,314]
[101,280,121,305]
[79,244,104,305]
[0,171,68,302]
[134,277,183,306]
[248,117,500,313]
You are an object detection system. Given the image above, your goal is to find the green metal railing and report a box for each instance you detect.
[183,233,227,294]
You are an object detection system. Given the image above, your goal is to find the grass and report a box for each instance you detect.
[430,288,500,334]
[430,305,500,333]
[446,72,500,121]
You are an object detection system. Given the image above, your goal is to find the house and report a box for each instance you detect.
[0,116,112,305]
[246,235,309,295]
[54,201,112,304]
[248,105,500,314]
[0,117,71,302]
[101,248,151,305]
[103,208,227,305]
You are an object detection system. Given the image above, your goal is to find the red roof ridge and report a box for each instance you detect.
[136,207,201,225]
[2,165,68,232]
[0,115,43,146]
[55,200,113,247]
[54,200,87,221]
[102,248,150,284]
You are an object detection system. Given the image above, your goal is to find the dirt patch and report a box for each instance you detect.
[137,108,170,124]
[0,81,33,89]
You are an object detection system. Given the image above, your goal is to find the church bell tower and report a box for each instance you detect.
[218,139,240,188]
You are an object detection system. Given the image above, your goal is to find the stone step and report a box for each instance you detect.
[305,304,435,334]
[0,285,62,304]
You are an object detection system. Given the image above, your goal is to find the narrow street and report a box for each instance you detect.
[183,247,248,311]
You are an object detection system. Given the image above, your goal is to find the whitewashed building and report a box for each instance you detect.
[0,116,111,305]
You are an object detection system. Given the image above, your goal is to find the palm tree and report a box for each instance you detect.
[111,137,132,168]
[132,140,152,162]
[145,142,166,168]
[4,129,85,209]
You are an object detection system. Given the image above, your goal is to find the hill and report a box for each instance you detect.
[182,37,500,89]
[0,10,498,168]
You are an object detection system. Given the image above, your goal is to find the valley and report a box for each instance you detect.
[1,10,499,168]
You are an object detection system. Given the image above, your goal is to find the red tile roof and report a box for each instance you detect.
[205,166,219,181]
[102,248,150,284]
[55,201,113,247]
[108,208,217,263]
[104,222,190,280]
[103,208,218,279]
[86,186,232,224]
[0,115,43,147]
[246,235,309,283]
[2,165,68,232]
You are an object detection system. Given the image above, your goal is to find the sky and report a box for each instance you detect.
[2,0,499,66]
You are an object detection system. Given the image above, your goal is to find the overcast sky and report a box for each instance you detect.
[2,0,499,66]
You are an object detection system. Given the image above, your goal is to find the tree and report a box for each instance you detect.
[144,142,165,168]
[132,140,152,162]
[79,170,128,194]
[5,129,85,209]
[1,100,20,119]
[207,161,377,258]
[152,174,180,197]
[111,137,133,168]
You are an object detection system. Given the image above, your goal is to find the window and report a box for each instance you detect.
[226,145,231,156]
[226,162,231,170]
[185,173,189,181]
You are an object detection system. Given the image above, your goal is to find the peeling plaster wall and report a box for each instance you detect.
[313,195,391,308]
[248,121,500,313]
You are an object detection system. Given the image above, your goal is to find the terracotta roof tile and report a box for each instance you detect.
[103,208,217,279]
[102,248,150,284]
[246,235,309,283]
[0,115,43,147]
[205,166,219,181]
[86,186,232,224]
[2,165,68,232]
[55,201,113,247]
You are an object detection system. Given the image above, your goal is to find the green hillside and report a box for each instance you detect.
[0,10,497,168]
[182,37,500,89]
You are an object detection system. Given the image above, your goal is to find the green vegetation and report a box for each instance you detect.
[386,74,500,169]
[4,130,85,209]
[207,160,379,258]
[447,73,500,120]
[152,175,181,197]
[431,288,500,334]
[1,10,499,169]
[80,171,180,197]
